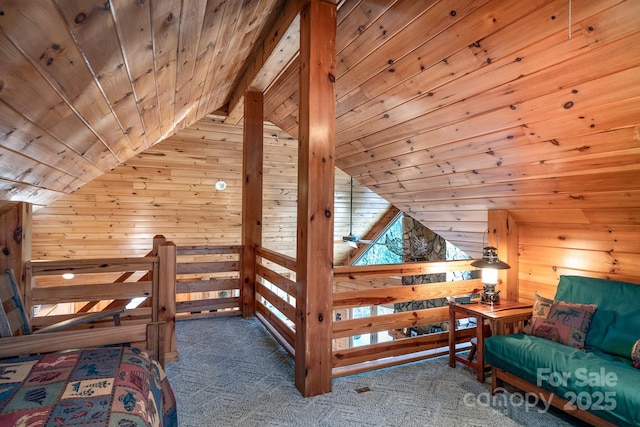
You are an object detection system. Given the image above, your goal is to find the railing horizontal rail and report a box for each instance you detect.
[177,245,241,256]
[256,247,297,272]
[332,329,475,377]
[333,279,482,308]
[33,281,152,304]
[29,258,157,275]
[256,282,296,321]
[0,325,149,359]
[334,259,474,279]
[333,306,450,339]
[333,329,470,367]
[256,303,295,354]
[176,278,239,293]
[177,261,239,275]
[256,263,296,295]
[255,247,297,356]
[176,297,240,313]
[331,259,481,376]
[174,244,242,319]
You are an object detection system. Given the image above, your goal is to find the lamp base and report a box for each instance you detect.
[481,292,500,305]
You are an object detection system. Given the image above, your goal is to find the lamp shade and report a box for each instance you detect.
[470,246,511,270]
[480,267,498,285]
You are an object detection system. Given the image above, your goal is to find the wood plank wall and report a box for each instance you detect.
[516,215,640,301]
[30,115,390,265]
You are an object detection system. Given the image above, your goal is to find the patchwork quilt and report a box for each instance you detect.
[0,347,177,426]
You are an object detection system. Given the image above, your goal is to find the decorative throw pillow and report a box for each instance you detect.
[632,339,640,369]
[523,293,554,334]
[530,301,597,350]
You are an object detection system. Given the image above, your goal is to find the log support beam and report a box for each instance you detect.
[295,0,336,397]
[242,91,264,317]
[0,202,31,300]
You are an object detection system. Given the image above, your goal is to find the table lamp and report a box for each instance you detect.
[470,246,510,304]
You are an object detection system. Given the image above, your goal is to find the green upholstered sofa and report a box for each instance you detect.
[484,275,640,427]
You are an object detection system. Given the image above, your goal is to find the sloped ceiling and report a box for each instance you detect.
[0,0,291,205]
[1,0,640,258]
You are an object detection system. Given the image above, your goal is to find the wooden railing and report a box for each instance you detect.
[252,248,485,378]
[255,246,297,355]
[175,244,242,319]
[26,257,158,329]
[22,240,177,362]
[332,260,481,377]
[22,237,483,378]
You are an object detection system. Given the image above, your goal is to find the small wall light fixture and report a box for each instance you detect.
[215,180,227,191]
[470,246,510,305]
[62,273,75,280]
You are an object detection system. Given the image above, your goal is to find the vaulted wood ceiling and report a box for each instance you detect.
[1,0,639,258]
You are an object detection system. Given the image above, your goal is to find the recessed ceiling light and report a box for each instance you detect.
[215,180,227,191]
[62,273,75,280]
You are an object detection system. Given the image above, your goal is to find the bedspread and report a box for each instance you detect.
[0,347,177,426]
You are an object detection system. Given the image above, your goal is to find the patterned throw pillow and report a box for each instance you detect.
[530,301,597,350]
[632,339,640,369]
[523,293,554,334]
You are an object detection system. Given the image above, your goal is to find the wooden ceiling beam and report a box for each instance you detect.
[224,0,305,125]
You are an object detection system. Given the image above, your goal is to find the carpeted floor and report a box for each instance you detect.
[165,316,582,427]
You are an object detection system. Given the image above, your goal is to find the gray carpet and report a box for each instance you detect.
[165,317,580,427]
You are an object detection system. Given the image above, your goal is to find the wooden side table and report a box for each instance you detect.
[448,299,532,381]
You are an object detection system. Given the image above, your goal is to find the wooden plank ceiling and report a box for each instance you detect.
[2,0,640,259]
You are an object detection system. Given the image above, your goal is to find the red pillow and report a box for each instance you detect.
[530,301,597,350]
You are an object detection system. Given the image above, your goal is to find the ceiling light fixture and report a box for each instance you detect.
[62,273,75,280]
[215,180,227,191]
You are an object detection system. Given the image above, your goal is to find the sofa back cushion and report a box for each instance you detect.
[554,275,640,358]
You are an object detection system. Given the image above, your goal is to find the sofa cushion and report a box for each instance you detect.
[523,293,553,335]
[485,333,640,426]
[554,276,640,357]
[530,301,597,350]
[532,292,554,317]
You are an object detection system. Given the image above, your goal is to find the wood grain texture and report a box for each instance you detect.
[241,91,264,317]
[30,114,390,268]
[1,0,636,269]
[264,0,640,258]
[294,0,337,397]
[0,0,638,344]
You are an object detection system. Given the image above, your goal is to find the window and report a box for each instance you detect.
[354,214,403,266]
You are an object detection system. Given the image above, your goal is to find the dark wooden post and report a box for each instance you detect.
[242,90,264,318]
[488,210,519,301]
[295,0,336,397]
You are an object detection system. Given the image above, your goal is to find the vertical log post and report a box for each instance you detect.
[488,210,519,301]
[242,90,264,318]
[296,0,336,397]
[152,235,167,255]
[158,241,177,362]
[0,202,32,309]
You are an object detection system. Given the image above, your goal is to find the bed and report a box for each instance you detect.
[0,346,177,426]
[0,240,179,425]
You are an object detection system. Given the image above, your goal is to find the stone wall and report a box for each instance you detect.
[395,216,449,333]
